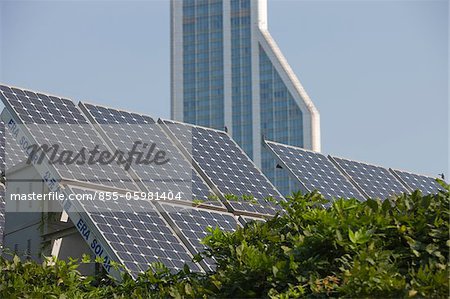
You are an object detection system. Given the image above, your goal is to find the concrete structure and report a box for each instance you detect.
[2,162,96,275]
[171,0,320,195]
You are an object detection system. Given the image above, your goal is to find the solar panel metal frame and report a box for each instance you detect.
[158,118,284,217]
[0,122,4,174]
[329,155,408,200]
[263,140,367,201]
[78,102,226,211]
[238,215,266,226]
[0,183,5,251]
[389,167,444,195]
[0,85,139,194]
[157,202,240,271]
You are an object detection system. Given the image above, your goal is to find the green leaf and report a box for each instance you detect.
[272,266,279,277]
[348,229,356,244]
[185,283,193,295]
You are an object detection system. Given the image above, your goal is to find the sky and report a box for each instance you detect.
[0,0,448,178]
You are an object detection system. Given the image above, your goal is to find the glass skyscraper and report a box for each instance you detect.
[171,0,320,195]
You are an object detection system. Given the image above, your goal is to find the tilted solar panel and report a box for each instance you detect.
[0,85,138,191]
[390,168,443,195]
[66,186,202,278]
[330,156,408,200]
[159,203,238,270]
[265,141,366,201]
[79,103,224,209]
[160,120,284,216]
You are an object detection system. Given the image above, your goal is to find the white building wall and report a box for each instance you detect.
[3,164,94,275]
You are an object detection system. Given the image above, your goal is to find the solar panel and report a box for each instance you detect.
[160,120,283,216]
[264,141,365,201]
[0,184,4,250]
[238,215,266,226]
[390,169,443,195]
[65,186,202,278]
[330,156,408,200]
[159,203,238,270]
[79,103,224,209]
[1,119,30,171]
[0,85,138,191]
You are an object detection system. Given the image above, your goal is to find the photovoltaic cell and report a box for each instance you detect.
[265,141,365,201]
[80,103,224,208]
[0,85,137,191]
[390,169,443,195]
[161,120,283,216]
[67,186,202,277]
[331,156,408,200]
[1,120,29,170]
[160,203,238,270]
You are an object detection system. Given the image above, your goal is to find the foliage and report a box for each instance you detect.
[1,183,449,298]
[197,181,449,298]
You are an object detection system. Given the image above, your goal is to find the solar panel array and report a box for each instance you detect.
[265,141,365,201]
[0,84,286,278]
[80,103,224,209]
[0,85,137,191]
[263,140,443,200]
[0,83,444,280]
[330,156,409,200]
[390,168,443,195]
[68,186,201,277]
[160,203,238,270]
[161,120,283,216]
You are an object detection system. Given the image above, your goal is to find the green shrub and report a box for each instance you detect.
[1,183,448,298]
[202,183,449,298]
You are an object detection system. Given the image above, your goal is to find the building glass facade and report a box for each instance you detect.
[182,0,225,129]
[172,0,320,196]
[231,0,253,158]
[259,47,305,195]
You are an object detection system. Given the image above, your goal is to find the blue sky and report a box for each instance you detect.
[0,0,448,178]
